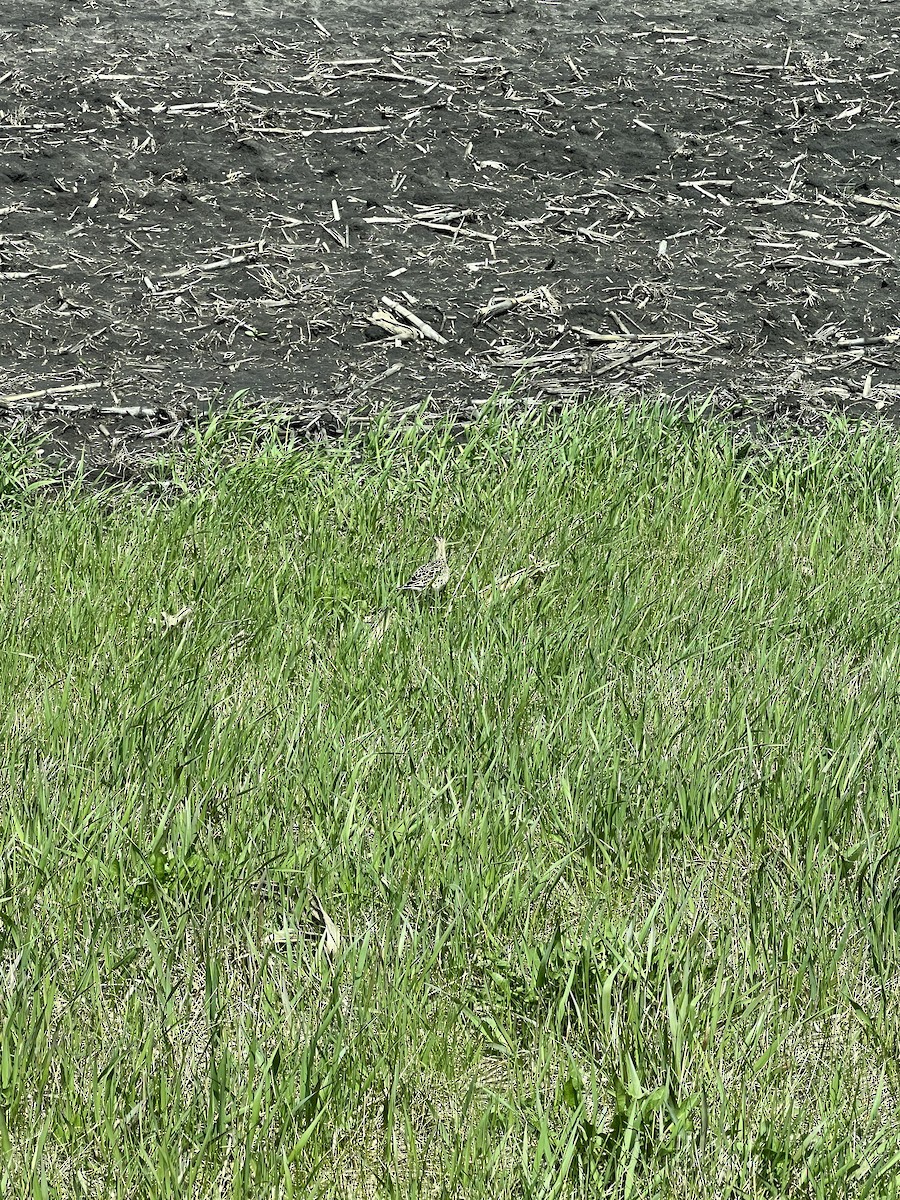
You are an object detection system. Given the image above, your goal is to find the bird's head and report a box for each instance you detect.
[435,537,448,559]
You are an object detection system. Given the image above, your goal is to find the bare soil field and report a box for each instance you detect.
[2,0,900,471]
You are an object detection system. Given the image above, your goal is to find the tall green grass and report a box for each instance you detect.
[1,400,899,1197]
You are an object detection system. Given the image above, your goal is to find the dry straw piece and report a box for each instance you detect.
[479,557,555,600]
[263,892,342,961]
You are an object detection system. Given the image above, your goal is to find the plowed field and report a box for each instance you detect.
[2,1,899,470]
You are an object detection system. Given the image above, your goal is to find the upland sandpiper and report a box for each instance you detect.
[398,536,450,594]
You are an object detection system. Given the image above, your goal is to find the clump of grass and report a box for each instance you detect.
[1,397,900,1198]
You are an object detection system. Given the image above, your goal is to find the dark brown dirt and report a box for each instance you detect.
[2,0,900,471]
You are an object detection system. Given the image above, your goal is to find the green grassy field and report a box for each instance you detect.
[1,400,900,1198]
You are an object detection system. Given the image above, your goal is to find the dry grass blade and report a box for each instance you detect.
[0,381,104,405]
[480,557,556,599]
[361,606,395,641]
[262,893,342,960]
[308,893,342,959]
[150,605,193,634]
